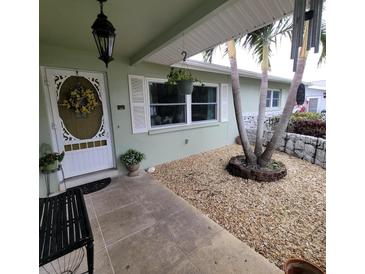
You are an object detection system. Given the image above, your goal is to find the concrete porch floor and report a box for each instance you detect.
[78,173,283,274]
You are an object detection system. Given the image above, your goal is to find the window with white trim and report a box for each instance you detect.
[192,85,218,122]
[149,82,186,127]
[266,90,281,108]
[147,79,218,129]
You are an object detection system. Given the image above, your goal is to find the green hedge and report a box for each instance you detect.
[287,119,326,138]
[266,112,326,138]
[290,112,322,121]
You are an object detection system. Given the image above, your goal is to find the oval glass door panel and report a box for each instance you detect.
[57,76,103,140]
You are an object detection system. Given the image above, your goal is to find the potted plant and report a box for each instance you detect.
[166,67,202,95]
[120,149,145,177]
[39,151,65,172]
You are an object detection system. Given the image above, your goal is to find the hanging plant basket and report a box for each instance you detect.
[39,152,65,173]
[166,67,202,95]
[176,79,194,95]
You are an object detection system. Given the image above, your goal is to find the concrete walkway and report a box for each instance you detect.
[79,173,283,274]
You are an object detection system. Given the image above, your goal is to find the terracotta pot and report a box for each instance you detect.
[126,164,140,177]
[284,259,324,274]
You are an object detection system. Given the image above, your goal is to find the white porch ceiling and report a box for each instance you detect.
[142,0,294,66]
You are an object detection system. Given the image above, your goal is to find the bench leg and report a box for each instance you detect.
[86,242,94,274]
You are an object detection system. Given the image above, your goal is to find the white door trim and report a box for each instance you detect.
[40,66,117,182]
[40,66,61,153]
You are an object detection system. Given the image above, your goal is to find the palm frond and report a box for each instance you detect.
[203,16,292,68]
[203,48,215,63]
[242,24,272,66]
[273,17,292,40]
[318,23,326,66]
[241,16,291,68]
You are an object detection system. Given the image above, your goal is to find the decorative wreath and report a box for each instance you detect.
[60,87,99,115]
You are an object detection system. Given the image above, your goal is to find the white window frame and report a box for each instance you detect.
[145,78,219,130]
[266,89,282,109]
[307,96,320,113]
[191,82,219,125]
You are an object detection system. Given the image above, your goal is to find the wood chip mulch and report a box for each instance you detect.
[152,144,326,271]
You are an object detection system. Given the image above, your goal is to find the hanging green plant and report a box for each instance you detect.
[39,151,65,172]
[166,67,203,95]
[59,86,99,117]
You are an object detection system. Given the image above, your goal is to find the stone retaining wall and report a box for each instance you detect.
[243,111,282,129]
[263,131,326,169]
[243,111,281,144]
[242,112,326,168]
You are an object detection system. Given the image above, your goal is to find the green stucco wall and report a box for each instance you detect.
[39,43,289,196]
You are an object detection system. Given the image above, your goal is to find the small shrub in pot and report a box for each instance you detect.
[120,149,145,177]
[39,151,65,172]
[39,152,65,172]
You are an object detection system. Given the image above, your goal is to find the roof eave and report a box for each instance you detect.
[172,60,295,84]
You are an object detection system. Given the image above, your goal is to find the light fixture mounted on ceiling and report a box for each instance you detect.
[91,0,116,68]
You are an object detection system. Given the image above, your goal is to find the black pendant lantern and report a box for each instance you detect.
[296,83,306,105]
[91,0,116,67]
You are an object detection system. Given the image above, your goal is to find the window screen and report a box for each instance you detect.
[192,86,217,122]
[149,82,186,127]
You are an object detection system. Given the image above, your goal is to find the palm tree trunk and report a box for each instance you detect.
[227,40,257,165]
[258,23,309,167]
[254,43,269,157]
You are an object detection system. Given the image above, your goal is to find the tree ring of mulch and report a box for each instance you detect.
[226,155,287,182]
[69,177,111,194]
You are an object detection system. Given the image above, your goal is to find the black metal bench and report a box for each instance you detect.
[39,188,94,274]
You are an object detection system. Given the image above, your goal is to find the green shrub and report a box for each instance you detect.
[39,151,65,168]
[287,119,326,138]
[290,112,322,121]
[120,149,145,167]
[265,112,326,138]
[166,67,202,85]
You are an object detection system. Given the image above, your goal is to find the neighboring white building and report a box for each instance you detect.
[305,80,326,113]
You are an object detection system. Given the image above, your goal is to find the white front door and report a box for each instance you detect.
[44,68,115,178]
